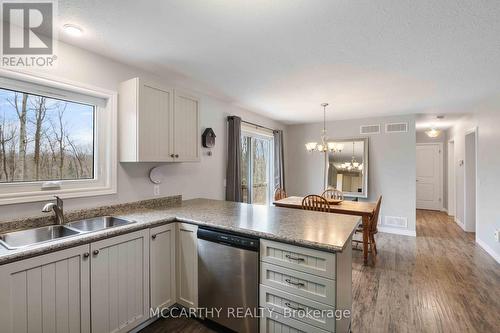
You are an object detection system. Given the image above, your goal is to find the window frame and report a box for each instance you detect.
[0,69,117,205]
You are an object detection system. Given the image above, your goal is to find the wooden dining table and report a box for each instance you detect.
[274,196,377,264]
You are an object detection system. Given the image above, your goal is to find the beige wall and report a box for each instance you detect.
[285,115,417,236]
[0,41,285,220]
[447,96,500,263]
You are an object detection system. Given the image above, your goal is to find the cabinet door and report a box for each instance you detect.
[90,230,149,333]
[150,224,176,311]
[173,91,200,162]
[176,222,198,308]
[0,245,91,333]
[138,80,174,162]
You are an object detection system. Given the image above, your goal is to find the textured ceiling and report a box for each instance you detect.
[57,0,500,124]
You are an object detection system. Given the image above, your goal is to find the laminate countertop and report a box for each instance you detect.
[0,198,360,265]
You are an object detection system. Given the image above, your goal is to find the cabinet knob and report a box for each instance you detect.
[175,154,179,158]
[170,154,175,158]
[83,252,90,258]
[93,249,100,256]
[151,234,157,240]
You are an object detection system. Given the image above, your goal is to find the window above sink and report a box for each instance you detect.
[0,70,117,205]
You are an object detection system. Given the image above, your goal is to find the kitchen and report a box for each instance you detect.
[1,2,500,333]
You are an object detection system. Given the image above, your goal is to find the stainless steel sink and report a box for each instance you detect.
[0,225,81,250]
[65,216,135,232]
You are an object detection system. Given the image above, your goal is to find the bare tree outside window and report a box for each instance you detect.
[0,87,94,183]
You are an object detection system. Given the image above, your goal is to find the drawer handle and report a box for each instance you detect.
[285,254,305,262]
[93,250,99,256]
[284,302,305,312]
[285,279,305,287]
[83,252,90,258]
[151,234,157,240]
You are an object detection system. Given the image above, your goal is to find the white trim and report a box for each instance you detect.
[447,139,456,217]
[416,142,444,211]
[378,226,416,237]
[476,238,500,264]
[455,218,465,230]
[463,127,478,233]
[0,69,117,205]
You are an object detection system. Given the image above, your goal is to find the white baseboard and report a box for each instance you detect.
[455,218,465,230]
[441,208,448,214]
[378,226,416,237]
[476,238,500,265]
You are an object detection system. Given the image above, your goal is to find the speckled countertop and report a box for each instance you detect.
[0,198,360,265]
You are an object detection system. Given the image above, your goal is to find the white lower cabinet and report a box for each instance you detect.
[0,244,91,333]
[90,230,150,333]
[176,222,198,308]
[259,239,353,333]
[150,224,176,311]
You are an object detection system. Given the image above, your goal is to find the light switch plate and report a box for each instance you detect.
[495,230,500,242]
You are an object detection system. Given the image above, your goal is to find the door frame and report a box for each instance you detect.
[416,142,444,211]
[464,127,478,234]
[447,139,456,217]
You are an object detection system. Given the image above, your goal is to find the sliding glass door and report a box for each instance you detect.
[241,130,274,205]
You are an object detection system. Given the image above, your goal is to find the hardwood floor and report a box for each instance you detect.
[141,210,500,332]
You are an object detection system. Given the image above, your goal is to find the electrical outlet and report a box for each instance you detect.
[495,230,500,242]
[153,184,160,196]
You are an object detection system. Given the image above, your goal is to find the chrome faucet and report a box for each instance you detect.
[42,196,64,225]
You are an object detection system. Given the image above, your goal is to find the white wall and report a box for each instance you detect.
[285,115,417,236]
[447,96,500,263]
[0,42,285,220]
[416,130,448,210]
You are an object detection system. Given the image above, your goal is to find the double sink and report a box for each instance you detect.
[0,216,135,250]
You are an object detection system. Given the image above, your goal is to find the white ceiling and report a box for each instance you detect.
[58,0,500,124]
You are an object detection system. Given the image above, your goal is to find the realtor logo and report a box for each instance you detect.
[1,0,57,67]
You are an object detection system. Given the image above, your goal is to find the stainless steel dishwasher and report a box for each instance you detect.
[198,227,259,333]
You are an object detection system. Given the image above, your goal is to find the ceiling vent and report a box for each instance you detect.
[384,216,408,228]
[360,124,381,135]
[385,122,408,133]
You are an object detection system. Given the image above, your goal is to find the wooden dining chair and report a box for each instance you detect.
[301,195,331,212]
[321,188,344,201]
[274,187,287,201]
[353,195,382,257]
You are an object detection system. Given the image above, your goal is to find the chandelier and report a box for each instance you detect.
[305,103,344,153]
[339,142,363,171]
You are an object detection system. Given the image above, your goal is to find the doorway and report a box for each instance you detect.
[240,129,274,205]
[464,129,477,232]
[416,143,443,210]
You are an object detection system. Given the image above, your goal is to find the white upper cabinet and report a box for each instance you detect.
[119,78,199,162]
[173,90,200,162]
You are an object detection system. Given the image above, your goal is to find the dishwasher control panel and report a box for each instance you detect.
[197,227,259,251]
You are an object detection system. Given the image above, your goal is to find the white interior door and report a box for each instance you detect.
[416,144,442,210]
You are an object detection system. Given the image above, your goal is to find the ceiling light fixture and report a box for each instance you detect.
[305,103,343,153]
[63,24,83,37]
[425,128,441,138]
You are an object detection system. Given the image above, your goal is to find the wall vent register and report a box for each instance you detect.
[360,124,381,135]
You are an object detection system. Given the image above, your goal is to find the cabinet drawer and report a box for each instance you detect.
[260,310,329,333]
[260,285,336,332]
[260,239,335,279]
[260,262,335,306]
